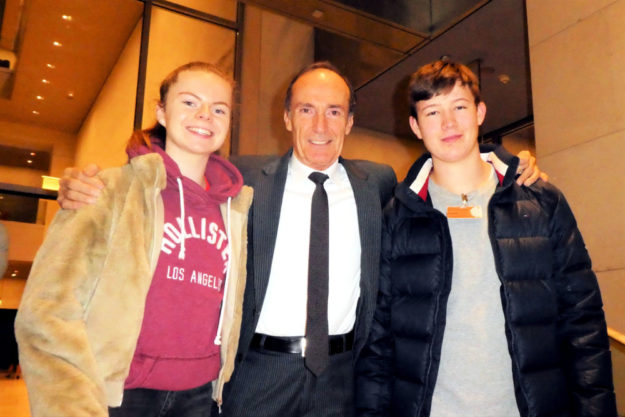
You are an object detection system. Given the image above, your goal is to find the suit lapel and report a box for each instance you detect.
[341,158,382,355]
[253,150,291,310]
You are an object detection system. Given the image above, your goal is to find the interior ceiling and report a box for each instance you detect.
[0,0,530,140]
[0,0,142,134]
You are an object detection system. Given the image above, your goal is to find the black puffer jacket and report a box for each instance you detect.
[355,145,616,417]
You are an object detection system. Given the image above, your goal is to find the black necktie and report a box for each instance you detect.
[306,171,330,375]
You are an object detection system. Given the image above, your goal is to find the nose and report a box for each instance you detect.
[441,110,456,130]
[196,103,211,120]
[313,113,327,133]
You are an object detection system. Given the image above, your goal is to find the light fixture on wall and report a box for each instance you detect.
[498,74,511,85]
[312,9,324,19]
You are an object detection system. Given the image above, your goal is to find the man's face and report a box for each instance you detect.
[284,69,354,171]
[409,82,486,165]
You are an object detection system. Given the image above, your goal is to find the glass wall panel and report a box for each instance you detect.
[143,6,236,154]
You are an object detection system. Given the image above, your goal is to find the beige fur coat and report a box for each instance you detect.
[15,153,252,416]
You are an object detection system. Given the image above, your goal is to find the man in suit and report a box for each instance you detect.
[56,61,542,417]
[221,62,397,416]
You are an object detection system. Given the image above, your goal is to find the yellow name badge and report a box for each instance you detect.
[446,205,482,219]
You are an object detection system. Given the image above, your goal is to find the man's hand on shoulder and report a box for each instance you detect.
[516,150,549,186]
[57,164,105,210]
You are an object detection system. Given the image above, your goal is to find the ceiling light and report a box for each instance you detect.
[498,74,511,85]
[53,41,62,47]
[30,152,36,156]
[36,95,44,100]
[46,63,56,69]
[32,110,40,115]
[67,91,75,99]
[42,79,50,84]
[62,15,73,21]
[27,160,33,164]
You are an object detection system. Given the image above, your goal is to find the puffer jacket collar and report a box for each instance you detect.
[394,144,520,212]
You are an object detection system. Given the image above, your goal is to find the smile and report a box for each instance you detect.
[309,138,331,145]
[187,126,214,137]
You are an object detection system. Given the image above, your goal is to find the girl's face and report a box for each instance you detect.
[156,69,232,160]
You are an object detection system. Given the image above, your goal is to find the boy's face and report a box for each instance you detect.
[409,81,486,165]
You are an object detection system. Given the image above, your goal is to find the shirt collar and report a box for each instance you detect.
[289,153,341,185]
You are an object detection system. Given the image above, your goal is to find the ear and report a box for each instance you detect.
[344,113,354,135]
[156,104,166,128]
[477,102,487,126]
[409,116,423,140]
[283,110,293,132]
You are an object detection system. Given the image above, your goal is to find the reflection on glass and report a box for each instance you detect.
[332,0,484,34]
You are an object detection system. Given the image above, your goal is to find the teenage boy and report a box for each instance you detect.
[355,60,616,417]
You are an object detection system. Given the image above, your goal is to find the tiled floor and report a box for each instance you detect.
[0,372,31,417]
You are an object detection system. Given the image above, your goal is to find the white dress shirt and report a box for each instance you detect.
[255,155,361,336]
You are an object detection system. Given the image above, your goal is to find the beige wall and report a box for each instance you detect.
[74,20,141,169]
[527,1,625,412]
[343,127,424,181]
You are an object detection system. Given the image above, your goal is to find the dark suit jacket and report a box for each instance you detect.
[230,149,397,367]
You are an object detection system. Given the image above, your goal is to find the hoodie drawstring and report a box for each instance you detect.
[176,177,186,260]
[213,196,232,346]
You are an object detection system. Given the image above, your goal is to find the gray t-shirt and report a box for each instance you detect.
[428,168,520,417]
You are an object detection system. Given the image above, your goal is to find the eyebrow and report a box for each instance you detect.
[295,102,346,110]
[177,91,231,107]
[419,97,470,111]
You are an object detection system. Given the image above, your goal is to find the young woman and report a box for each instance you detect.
[15,62,253,417]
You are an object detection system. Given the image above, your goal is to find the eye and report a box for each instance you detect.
[182,99,197,108]
[298,106,313,115]
[327,109,343,117]
[213,106,230,116]
[455,104,467,111]
[425,110,438,117]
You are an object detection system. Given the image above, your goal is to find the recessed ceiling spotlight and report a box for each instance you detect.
[36,95,44,100]
[46,63,56,69]
[498,74,511,85]
[32,110,40,115]
[67,91,75,99]
[27,160,33,164]
[30,152,36,156]
[42,79,50,84]
[62,14,73,21]
[53,41,62,47]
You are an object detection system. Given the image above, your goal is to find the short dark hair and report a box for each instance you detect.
[284,61,356,114]
[409,60,481,118]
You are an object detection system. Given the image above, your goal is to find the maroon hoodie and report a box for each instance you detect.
[124,142,243,391]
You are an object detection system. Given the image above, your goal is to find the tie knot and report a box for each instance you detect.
[309,172,329,186]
